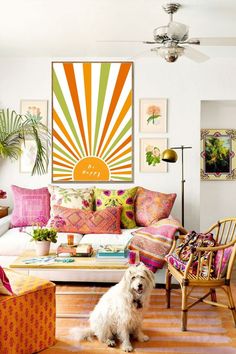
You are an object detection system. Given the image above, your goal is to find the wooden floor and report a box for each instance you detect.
[41,271,236,354]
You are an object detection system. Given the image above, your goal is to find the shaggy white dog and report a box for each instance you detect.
[78,263,155,352]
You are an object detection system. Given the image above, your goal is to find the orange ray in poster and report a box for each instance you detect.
[100,90,132,158]
[105,136,132,163]
[63,63,88,156]
[53,109,82,159]
[110,164,132,172]
[96,63,131,156]
[53,129,80,161]
[53,152,74,167]
[106,147,132,164]
[83,63,92,155]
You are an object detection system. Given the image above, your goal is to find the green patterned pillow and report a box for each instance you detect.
[94,187,138,229]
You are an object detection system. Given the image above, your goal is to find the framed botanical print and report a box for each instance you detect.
[140,138,167,173]
[140,98,167,133]
[52,61,133,182]
[20,100,48,125]
[201,129,236,180]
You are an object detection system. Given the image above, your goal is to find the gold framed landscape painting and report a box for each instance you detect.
[140,98,167,133]
[140,138,167,173]
[52,61,133,182]
[201,129,236,180]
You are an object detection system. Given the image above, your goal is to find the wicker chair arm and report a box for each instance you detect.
[194,239,236,252]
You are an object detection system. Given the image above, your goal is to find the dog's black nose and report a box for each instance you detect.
[138,283,143,289]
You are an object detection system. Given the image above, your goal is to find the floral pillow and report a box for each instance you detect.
[94,187,138,229]
[135,187,177,226]
[48,185,94,217]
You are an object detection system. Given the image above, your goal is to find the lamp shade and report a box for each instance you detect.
[162,149,178,163]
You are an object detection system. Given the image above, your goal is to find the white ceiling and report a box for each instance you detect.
[1,0,236,58]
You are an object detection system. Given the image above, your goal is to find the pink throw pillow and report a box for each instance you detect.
[48,205,122,234]
[0,266,13,295]
[11,185,50,227]
[135,187,177,227]
[214,247,233,277]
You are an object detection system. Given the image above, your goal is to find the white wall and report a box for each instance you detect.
[200,100,236,230]
[1,57,236,231]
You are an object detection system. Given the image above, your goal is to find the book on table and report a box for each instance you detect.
[96,245,128,263]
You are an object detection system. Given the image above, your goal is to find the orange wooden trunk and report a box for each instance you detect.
[0,270,56,354]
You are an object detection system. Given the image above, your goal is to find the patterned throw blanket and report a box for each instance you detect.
[129,218,188,273]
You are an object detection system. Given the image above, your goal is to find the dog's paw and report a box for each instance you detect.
[106,339,116,347]
[121,344,133,352]
[138,334,149,342]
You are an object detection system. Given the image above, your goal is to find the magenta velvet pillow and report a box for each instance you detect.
[0,266,13,295]
[135,187,177,227]
[48,205,122,234]
[11,185,50,227]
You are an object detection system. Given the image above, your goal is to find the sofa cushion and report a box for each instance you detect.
[48,185,94,216]
[48,205,122,234]
[11,185,50,227]
[94,187,137,229]
[135,187,177,227]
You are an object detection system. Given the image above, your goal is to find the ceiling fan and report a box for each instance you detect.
[101,3,236,63]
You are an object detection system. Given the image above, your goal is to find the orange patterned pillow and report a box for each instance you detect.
[48,205,122,234]
[135,187,176,227]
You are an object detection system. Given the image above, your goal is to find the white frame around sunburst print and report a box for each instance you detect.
[52,61,133,183]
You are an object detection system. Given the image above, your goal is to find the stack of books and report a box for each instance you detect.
[57,243,93,257]
[96,245,128,263]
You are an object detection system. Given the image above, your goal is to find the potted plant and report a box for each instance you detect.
[22,215,65,256]
[0,108,50,175]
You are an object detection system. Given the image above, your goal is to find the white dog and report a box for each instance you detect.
[77,263,155,352]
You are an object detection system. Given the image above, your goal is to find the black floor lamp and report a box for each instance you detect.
[162,145,192,227]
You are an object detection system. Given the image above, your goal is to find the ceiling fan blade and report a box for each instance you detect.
[96,40,148,43]
[197,37,236,46]
[184,47,209,63]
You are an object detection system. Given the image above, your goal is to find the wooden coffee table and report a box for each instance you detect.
[9,250,129,283]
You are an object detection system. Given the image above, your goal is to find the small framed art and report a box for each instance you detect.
[201,129,236,180]
[140,138,167,173]
[20,100,48,125]
[19,140,37,173]
[140,98,167,133]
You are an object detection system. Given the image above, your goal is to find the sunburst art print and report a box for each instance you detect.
[52,62,133,182]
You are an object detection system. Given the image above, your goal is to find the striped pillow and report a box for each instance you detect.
[129,218,187,272]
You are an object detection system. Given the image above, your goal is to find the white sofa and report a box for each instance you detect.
[0,214,168,284]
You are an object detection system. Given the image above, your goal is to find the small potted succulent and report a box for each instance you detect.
[22,215,66,256]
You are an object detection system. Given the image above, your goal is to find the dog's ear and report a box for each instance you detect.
[144,268,155,288]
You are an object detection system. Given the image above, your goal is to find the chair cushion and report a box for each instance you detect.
[166,231,216,277]
[135,187,176,227]
[214,247,233,277]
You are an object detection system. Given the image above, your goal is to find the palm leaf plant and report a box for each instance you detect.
[0,108,50,175]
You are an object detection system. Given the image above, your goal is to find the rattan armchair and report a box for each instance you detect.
[165,218,236,331]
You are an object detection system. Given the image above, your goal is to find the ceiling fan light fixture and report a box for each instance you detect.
[158,46,184,62]
[167,22,189,41]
